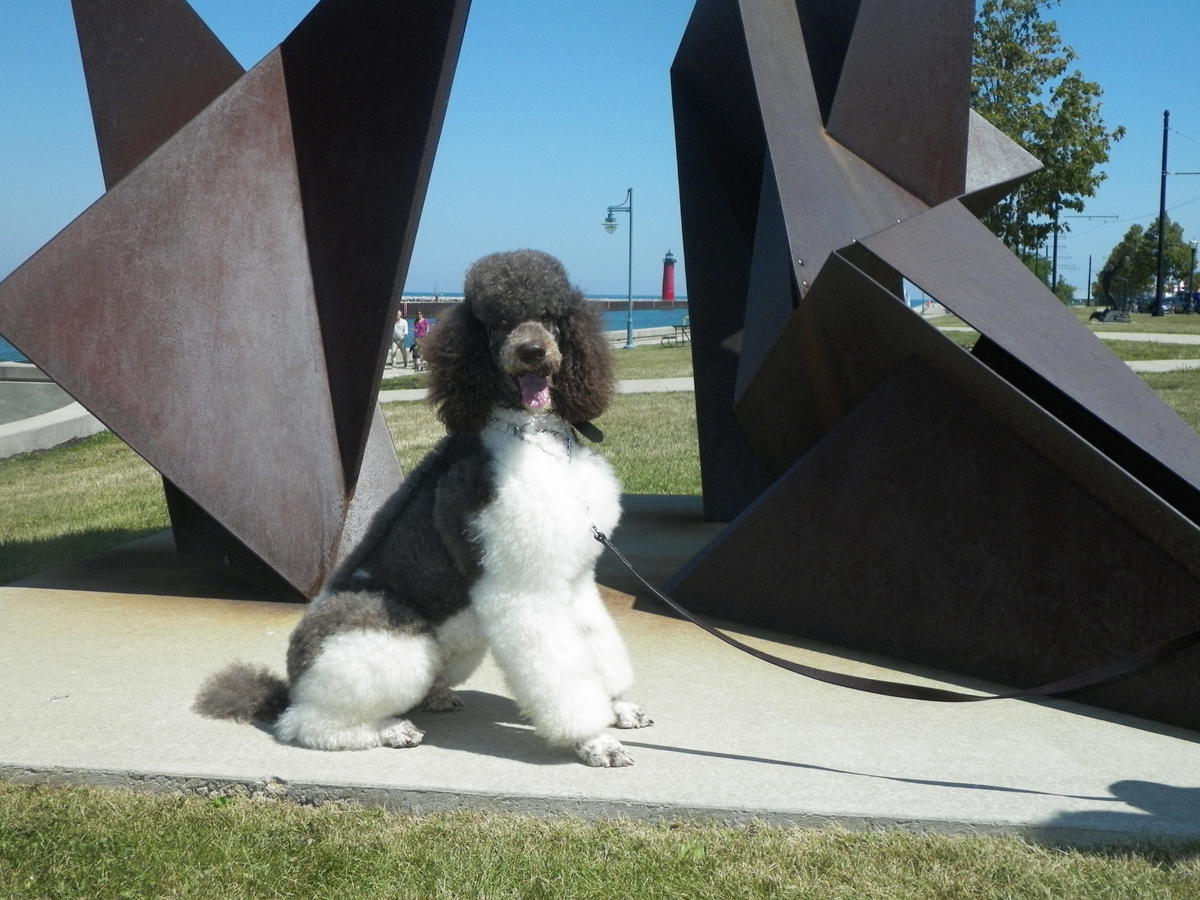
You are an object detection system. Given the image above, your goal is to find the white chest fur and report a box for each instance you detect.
[470,411,622,587]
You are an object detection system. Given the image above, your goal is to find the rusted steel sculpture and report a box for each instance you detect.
[0,0,471,598]
[670,0,1200,728]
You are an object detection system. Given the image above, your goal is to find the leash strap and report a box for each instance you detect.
[593,528,1200,703]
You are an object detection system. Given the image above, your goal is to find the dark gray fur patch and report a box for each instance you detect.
[194,662,290,724]
[286,432,496,682]
[285,588,428,682]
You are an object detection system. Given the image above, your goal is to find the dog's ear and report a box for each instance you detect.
[552,298,615,425]
[425,303,506,433]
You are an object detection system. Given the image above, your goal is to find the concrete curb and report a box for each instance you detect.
[0,400,105,459]
[0,362,51,382]
[6,764,1190,846]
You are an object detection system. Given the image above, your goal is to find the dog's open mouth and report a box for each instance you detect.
[518,373,552,411]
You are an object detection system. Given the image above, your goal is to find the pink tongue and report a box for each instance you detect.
[519,374,551,409]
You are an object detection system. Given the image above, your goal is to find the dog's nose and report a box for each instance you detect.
[517,341,546,364]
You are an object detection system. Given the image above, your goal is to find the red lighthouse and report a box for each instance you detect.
[661,250,677,302]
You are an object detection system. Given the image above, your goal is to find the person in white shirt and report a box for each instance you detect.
[390,311,410,368]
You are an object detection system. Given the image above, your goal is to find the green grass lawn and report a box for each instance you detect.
[3,783,1199,899]
[382,389,700,495]
[938,330,1200,362]
[380,343,695,391]
[929,310,1200,362]
[1142,371,1200,432]
[0,431,169,584]
[0,392,698,586]
[914,307,1200,337]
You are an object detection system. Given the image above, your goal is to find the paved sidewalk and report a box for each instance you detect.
[1127,359,1200,373]
[3,496,1200,845]
[1091,331,1200,345]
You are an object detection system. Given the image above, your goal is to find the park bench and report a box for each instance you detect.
[660,316,690,347]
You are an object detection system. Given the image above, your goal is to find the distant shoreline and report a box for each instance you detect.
[393,296,685,318]
[0,298,689,365]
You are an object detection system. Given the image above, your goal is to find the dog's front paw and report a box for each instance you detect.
[379,718,425,749]
[575,734,634,767]
[611,700,653,729]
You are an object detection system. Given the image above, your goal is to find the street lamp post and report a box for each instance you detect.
[603,188,635,350]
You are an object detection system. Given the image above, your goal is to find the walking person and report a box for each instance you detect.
[413,311,430,371]
[390,310,410,368]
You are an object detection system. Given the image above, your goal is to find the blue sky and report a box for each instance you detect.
[1046,0,1200,296]
[1,1,1198,300]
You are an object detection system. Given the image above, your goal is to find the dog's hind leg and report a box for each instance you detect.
[275,629,438,751]
[423,609,488,712]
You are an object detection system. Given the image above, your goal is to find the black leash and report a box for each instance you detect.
[593,528,1200,703]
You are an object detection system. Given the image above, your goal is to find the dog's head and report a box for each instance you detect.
[425,250,614,433]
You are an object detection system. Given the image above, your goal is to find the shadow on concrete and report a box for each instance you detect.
[1030,780,1200,851]
[228,689,572,766]
[11,530,281,603]
[4,528,167,589]
[619,737,1119,802]
[407,691,576,766]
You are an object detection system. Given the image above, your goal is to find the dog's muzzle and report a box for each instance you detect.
[500,322,562,412]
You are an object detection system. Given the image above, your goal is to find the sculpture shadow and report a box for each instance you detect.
[10,530,287,603]
[4,527,165,590]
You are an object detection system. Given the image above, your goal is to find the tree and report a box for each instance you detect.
[1096,217,1194,306]
[972,0,1125,257]
[1095,224,1146,307]
[1019,253,1076,304]
[1053,279,1076,304]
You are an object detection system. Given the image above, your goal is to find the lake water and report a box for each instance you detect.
[0,300,690,364]
[0,335,26,364]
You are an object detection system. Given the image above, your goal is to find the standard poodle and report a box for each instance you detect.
[196,249,651,767]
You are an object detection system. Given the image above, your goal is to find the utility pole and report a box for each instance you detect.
[1153,111,1200,316]
[1154,110,1170,316]
[1052,207,1059,292]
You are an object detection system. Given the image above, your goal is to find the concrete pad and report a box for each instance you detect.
[3,495,1200,845]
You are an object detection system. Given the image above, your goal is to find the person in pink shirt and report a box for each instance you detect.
[413,311,430,371]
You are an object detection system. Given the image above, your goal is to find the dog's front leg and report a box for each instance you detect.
[474,581,634,767]
[571,577,652,730]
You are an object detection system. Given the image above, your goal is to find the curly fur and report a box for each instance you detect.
[195,250,649,767]
[427,249,614,433]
